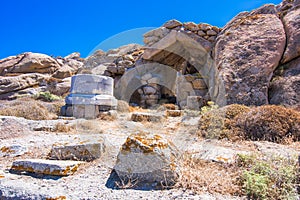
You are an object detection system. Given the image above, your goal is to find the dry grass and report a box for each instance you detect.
[75,120,104,134]
[0,98,57,120]
[128,106,149,113]
[54,122,75,132]
[176,153,241,195]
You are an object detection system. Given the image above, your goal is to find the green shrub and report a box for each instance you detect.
[36,91,61,102]
[237,154,299,200]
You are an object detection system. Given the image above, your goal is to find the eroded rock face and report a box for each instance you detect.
[114,133,179,186]
[281,6,300,63]
[0,73,49,95]
[0,52,60,75]
[214,5,286,105]
[269,56,300,108]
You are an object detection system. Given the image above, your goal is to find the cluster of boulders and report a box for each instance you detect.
[82,44,143,81]
[143,19,221,47]
[140,0,300,109]
[0,52,84,99]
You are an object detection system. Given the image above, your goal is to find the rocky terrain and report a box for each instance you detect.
[0,0,300,199]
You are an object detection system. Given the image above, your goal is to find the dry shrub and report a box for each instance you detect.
[42,100,65,115]
[198,104,250,140]
[129,106,149,113]
[54,122,75,132]
[0,98,57,120]
[75,120,104,134]
[176,153,241,195]
[234,105,300,143]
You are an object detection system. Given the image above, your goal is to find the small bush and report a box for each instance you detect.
[0,98,56,120]
[234,105,300,143]
[237,154,299,199]
[36,91,61,102]
[198,104,250,140]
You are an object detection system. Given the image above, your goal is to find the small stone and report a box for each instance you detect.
[192,79,207,89]
[166,110,183,117]
[207,30,217,36]
[123,54,135,62]
[187,96,205,110]
[208,36,217,42]
[11,159,84,176]
[0,145,27,157]
[212,26,220,33]
[163,19,182,29]
[183,22,199,31]
[48,141,105,162]
[197,30,206,37]
[143,86,157,95]
[198,23,211,31]
[131,112,163,122]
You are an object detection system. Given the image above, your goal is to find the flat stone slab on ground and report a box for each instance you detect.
[11,159,84,176]
[48,141,105,161]
[131,112,164,122]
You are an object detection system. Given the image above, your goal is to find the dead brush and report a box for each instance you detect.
[54,122,75,133]
[175,153,241,195]
[115,176,139,189]
[0,97,57,120]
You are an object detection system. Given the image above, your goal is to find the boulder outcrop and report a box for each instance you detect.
[214,5,286,105]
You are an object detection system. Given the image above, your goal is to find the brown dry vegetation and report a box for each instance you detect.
[198,104,250,140]
[234,105,300,143]
[199,104,300,144]
[176,153,241,195]
[0,98,57,120]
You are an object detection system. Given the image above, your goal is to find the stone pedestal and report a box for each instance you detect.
[62,74,118,119]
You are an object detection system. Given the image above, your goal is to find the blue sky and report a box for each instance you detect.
[0,0,282,59]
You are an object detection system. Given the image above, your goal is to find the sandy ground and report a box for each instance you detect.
[0,112,298,199]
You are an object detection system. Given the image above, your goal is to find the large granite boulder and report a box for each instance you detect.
[269,56,300,108]
[114,133,179,186]
[281,6,300,63]
[214,5,286,105]
[0,52,60,75]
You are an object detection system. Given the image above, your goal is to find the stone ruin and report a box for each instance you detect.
[61,74,117,119]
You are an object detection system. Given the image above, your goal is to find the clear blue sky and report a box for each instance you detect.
[0,0,282,59]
